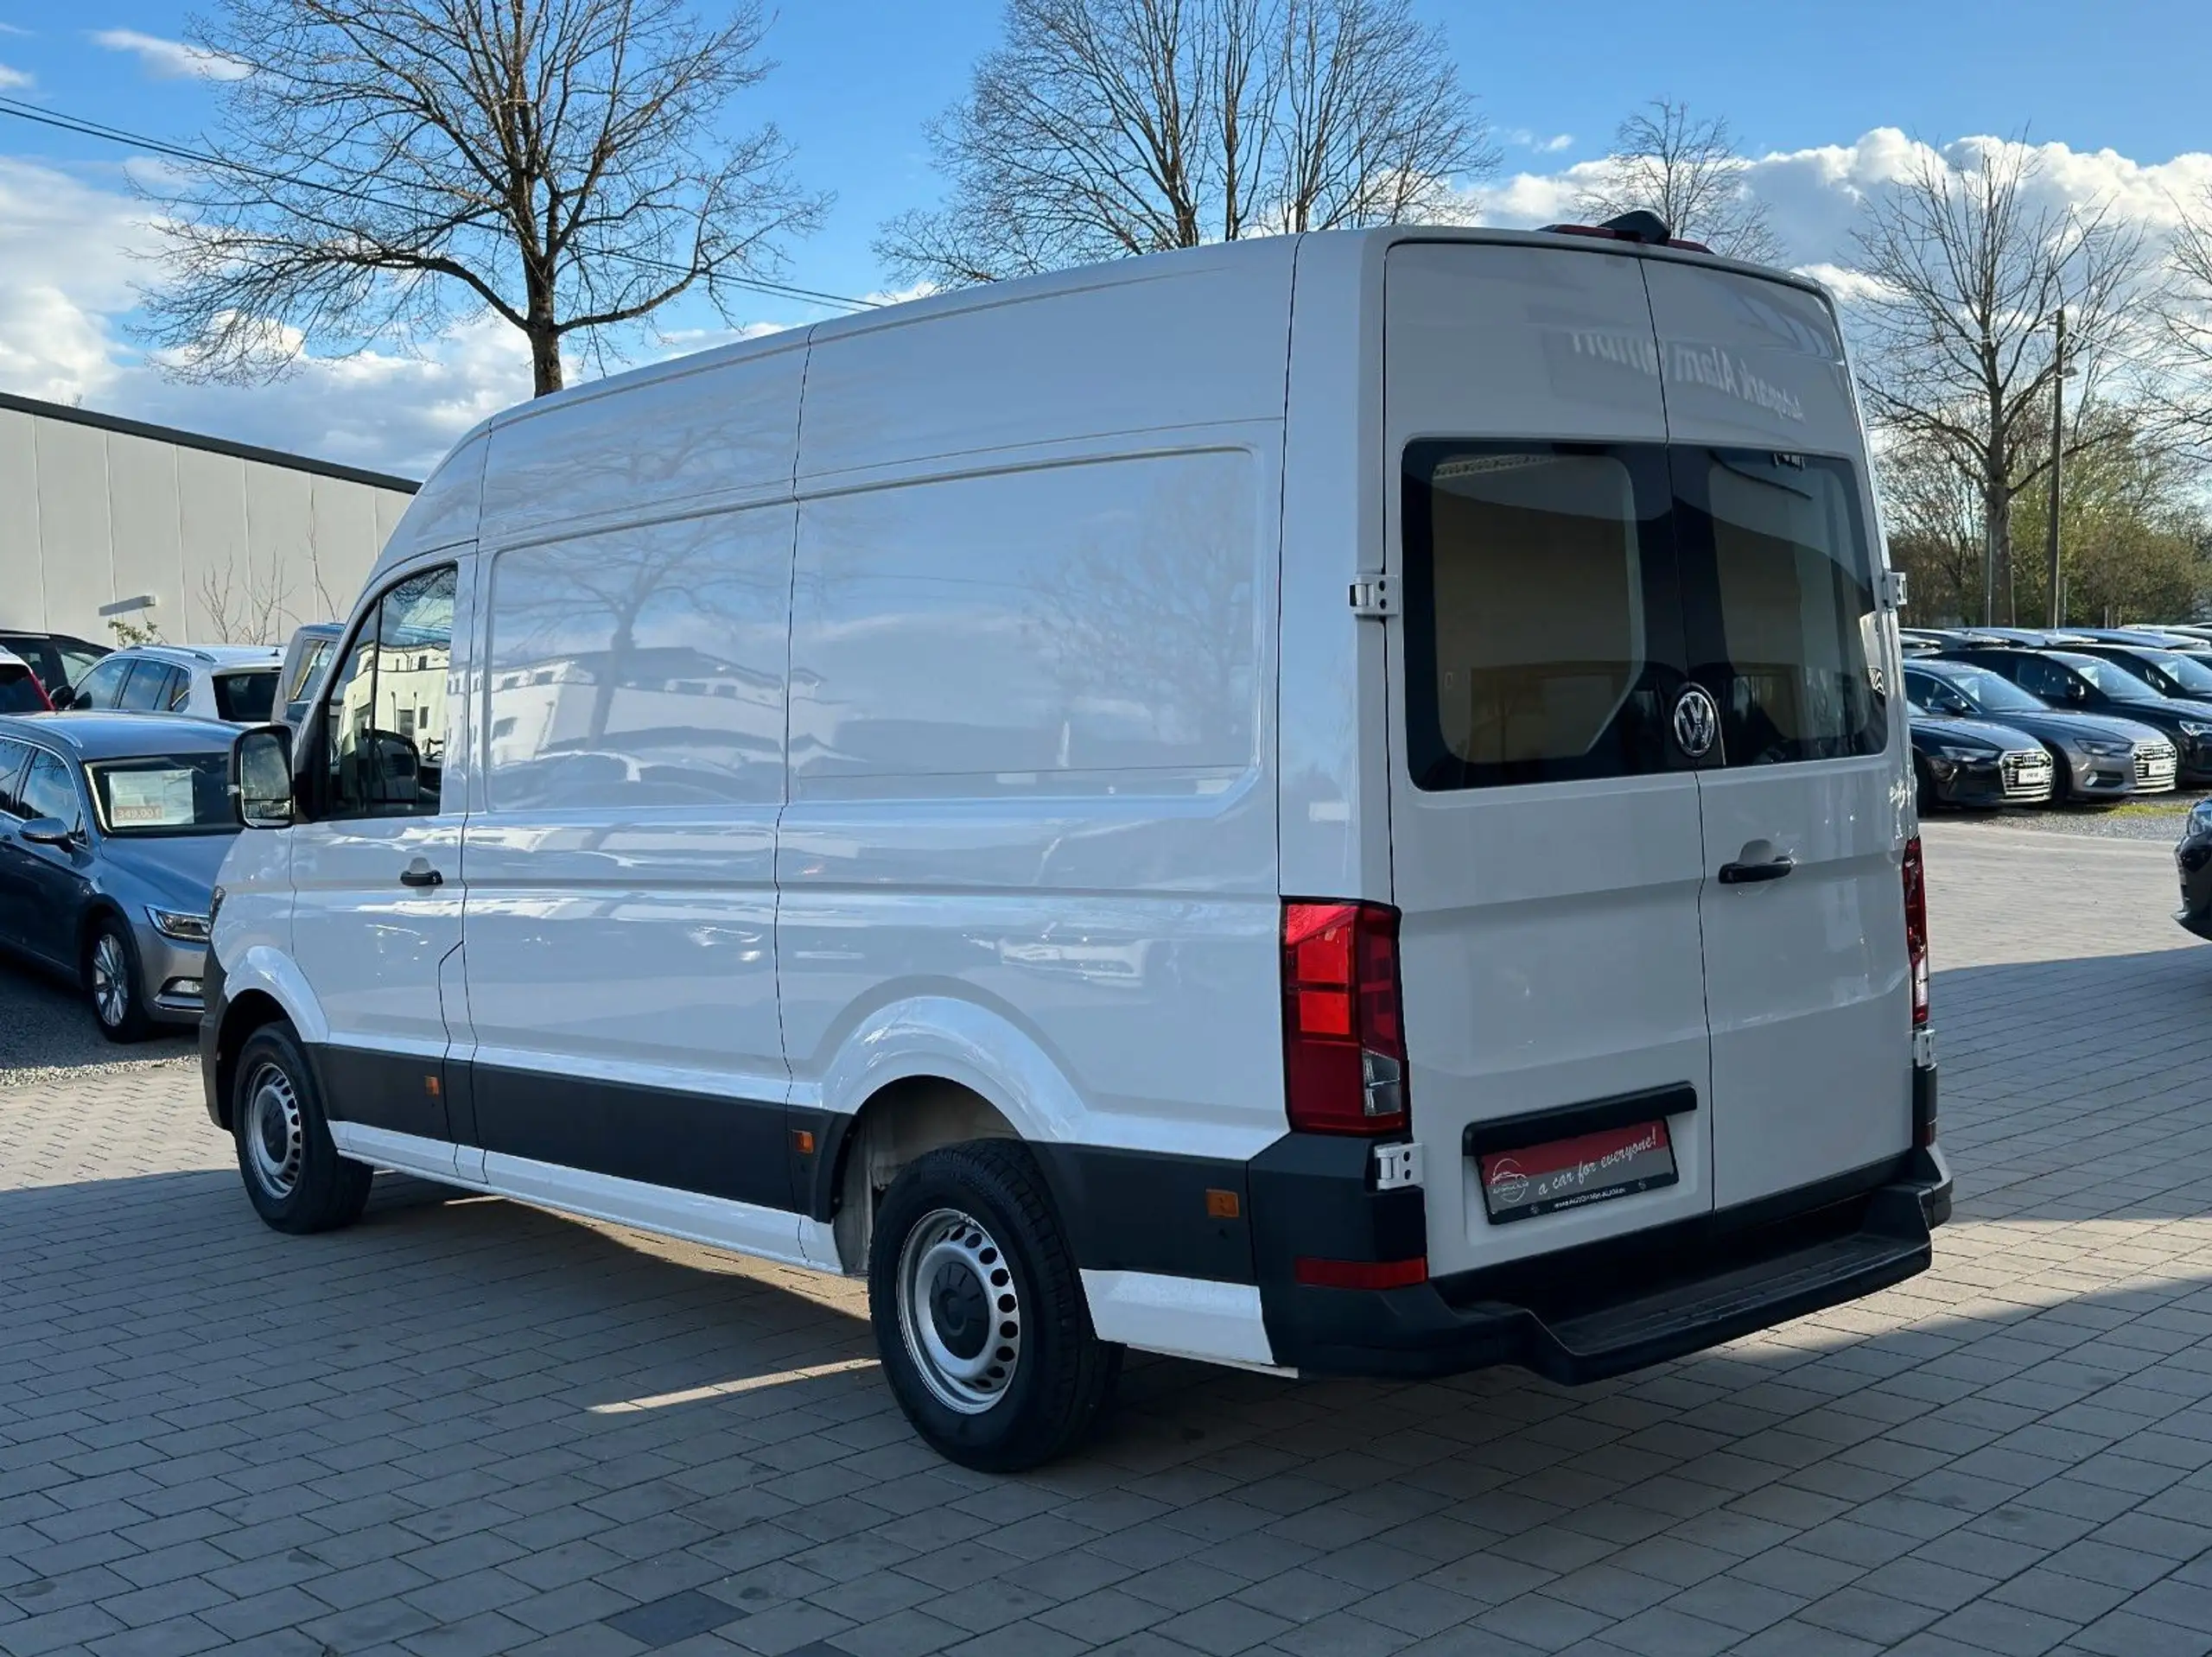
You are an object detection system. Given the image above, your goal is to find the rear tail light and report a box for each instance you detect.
[1281,899,1408,1135]
[1294,1255,1427,1290]
[1903,836,1929,1027]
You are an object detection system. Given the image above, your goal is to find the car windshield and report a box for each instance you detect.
[2066,657,2162,701]
[86,755,238,837]
[213,670,278,722]
[2139,650,2212,696]
[1939,665,2046,714]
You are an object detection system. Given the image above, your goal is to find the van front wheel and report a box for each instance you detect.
[232,1024,372,1235]
[869,1140,1119,1471]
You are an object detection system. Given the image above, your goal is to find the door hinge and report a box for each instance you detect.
[1372,1141,1424,1190]
[1880,568,1909,610]
[1349,575,1397,618]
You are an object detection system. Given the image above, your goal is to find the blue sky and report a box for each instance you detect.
[3,1,2209,471]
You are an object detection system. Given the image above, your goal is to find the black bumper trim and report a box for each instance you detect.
[1262,1148,1950,1381]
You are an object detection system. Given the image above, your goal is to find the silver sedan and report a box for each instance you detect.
[0,713,242,1041]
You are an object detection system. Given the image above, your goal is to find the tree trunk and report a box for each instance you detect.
[525,263,563,396]
[528,323,563,396]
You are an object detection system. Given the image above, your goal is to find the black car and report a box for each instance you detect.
[1940,647,2212,785]
[1905,699,2054,809]
[2066,642,2212,706]
[2181,798,2212,941]
[1903,661,2176,802]
[0,631,109,702]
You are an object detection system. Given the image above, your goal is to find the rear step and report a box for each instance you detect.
[1546,1228,1928,1376]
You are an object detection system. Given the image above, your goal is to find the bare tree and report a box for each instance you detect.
[1573,99,1780,263]
[140,0,827,397]
[1847,137,2152,625]
[2160,182,2212,456]
[197,556,289,644]
[877,0,1493,287]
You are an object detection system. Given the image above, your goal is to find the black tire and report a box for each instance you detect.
[231,1023,372,1235]
[869,1140,1120,1472]
[86,916,153,1044]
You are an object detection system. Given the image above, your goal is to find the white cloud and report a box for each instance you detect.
[1462,129,2212,276]
[90,29,251,82]
[1503,129,1574,155]
[0,61,31,89]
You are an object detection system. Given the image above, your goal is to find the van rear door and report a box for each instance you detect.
[1382,242,1715,1279]
[1643,263,1912,1206]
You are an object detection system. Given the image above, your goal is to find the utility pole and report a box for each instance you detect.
[2046,307,2067,629]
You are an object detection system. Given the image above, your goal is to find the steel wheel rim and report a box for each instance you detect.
[245,1061,304,1198]
[92,933,130,1028]
[895,1208,1022,1414]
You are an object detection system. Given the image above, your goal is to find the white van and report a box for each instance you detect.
[203,222,1948,1470]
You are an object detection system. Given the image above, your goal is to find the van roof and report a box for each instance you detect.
[377,225,1835,587]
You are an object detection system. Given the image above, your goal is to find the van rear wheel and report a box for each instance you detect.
[869,1140,1119,1471]
[232,1024,372,1235]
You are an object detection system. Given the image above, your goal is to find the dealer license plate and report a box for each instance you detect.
[1477,1119,1677,1224]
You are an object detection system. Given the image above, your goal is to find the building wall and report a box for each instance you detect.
[0,397,418,645]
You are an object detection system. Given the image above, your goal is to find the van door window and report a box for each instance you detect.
[1401,444,1687,790]
[1675,451,1886,765]
[322,566,455,818]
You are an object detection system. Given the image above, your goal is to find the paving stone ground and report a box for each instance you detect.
[5,823,2212,1657]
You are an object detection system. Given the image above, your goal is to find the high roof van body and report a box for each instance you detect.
[203,226,1948,1469]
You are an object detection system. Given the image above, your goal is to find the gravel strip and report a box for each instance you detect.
[1926,788,2208,843]
[0,958,194,1091]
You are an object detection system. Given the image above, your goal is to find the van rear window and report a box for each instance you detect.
[1401,445,1681,790]
[1401,442,1886,790]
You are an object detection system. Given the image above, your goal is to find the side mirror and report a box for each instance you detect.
[47,686,74,710]
[19,816,76,848]
[231,724,295,828]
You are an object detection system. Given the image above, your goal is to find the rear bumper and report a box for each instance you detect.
[1249,1083,1949,1383]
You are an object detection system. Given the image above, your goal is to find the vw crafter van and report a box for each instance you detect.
[204,218,1948,1470]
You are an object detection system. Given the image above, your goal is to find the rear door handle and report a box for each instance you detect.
[399,860,444,888]
[1719,856,1796,885]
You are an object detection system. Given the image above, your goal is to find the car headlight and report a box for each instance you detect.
[2079,739,2131,758]
[2178,721,2212,738]
[1930,743,1995,762]
[147,907,211,943]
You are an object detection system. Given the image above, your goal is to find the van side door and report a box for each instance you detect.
[288,561,467,1148]
[461,508,794,1211]
[1646,262,1914,1208]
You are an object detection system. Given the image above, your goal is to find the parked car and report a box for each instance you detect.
[61,644,283,724]
[1904,661,2175,801]
[276,623,344,728]
[2154,624,2212,647]
[1904,694,2054,809]
[201,224,1949,1470]
[2065,642,2212,708]
[1939,647,2212,785]
[1960,626,2101,649]
[0,648,53,714]
[0,631,109,701]
[1897,629,1948,657]
[2072,627,2212,654]
[0,714,239,1040]
[2179,797,2212,941]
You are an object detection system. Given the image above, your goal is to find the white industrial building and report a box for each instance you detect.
[0,390,419,645]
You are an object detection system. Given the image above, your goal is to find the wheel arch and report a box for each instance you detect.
[207,988,291,1132]
[819,1076,1024,1273]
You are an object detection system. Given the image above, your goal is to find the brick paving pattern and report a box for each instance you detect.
[3,820,2212,1656]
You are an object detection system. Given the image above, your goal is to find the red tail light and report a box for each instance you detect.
[1903,836,1929,1026]
[1281,900,1408,1134]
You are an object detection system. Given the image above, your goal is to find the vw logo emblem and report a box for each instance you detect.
[1673,687,1720,758]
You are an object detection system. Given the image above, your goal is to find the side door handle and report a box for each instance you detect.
[1719,856,1796,885]
[399,859,444,889]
